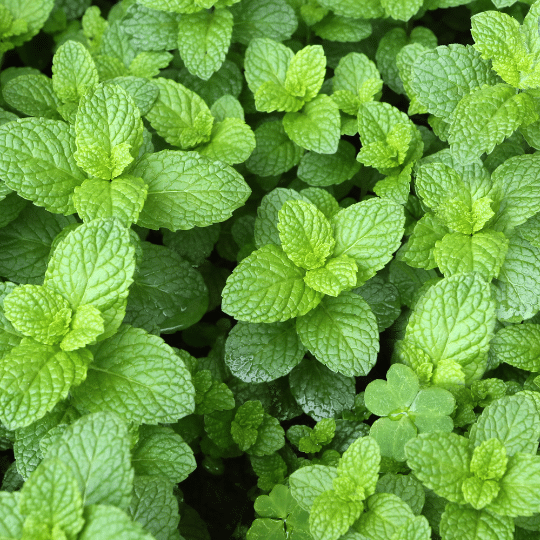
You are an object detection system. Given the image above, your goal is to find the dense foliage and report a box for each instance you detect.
[1,0,540,539]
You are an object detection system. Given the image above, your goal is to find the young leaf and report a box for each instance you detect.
[304,255,358,297]
[490,324,540,371]
[310,490,363,540]
[289,464,338,512]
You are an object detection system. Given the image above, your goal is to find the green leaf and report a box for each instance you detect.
[231,400,264,451]
[177,8,233,80]
[74,84,143,180]
[71,325,195,424]
[310,490,363,540]
[375,473,426,515]
[222,244,323,323]
[403,273,495,383]
[369,417,417,462]
[128,476,180,540]
[19,458,84,537]
[382,0,423,21]
[409,44,497,120]
[489,453,540,517]
[289,464,338,511]
[304,255,358,297]
[331,198,405,285]
[338,436,380,497]
[44,219,135,340]
[489,154,540,232]
[354,276,401,332]
[0,340,89,430]
[283,95,341,154]
[3,285,72,345]
[73,176,148,227]
[248,413,285,456]
[471,393,540,457]
[296,292,379,377]
[409,387,455,433]
[1,0,54,47]
[285,45,326,103]
[230,0,298,45]
[462,476,500,510]
[78,504,154,540]
[313,14,372,43]
[196,117,256,165]
[414,162,468,211]
[434,231,509,281]
[297,141,360,187]
[0,491,24,538]
[278,200,334,270]
[289,358,356,420]
[2,74,61,119]
[131,425,196,484]
[45,412,133,509]
[405,432,470,504]
[60,303,104,352]
[52,40,98,104]
[224,320,305,383]
[125,242,208,334]
[439,504,513,540]
[132,150,251,231]
[493,233,540,321]
[448,84,537,163]
[470,438,508,482]
[246,120,303,177]
[490,324,540,371]
[0,118,85,214]
[104,76,159,116]
[145,78,214,149]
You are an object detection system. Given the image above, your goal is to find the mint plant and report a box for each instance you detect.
[2,0,540,539]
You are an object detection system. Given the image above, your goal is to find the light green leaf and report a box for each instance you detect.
[196,117,256,165]
[132,425,196,484]
[3,285,72,345]
[225,321,305,383]
[462,476,500,510]
[2,0,54,46]
[381,0,423,21]
[289,358,356,421]
[103,76,159,116]
[132,150,250,231]
[222,244,323,323]
[278,200,334,270]
[0,491,24,538]
[369,416,417,462]
[471,393,540,457]
[375,473,426,516]
[439,503,513,540]
[405,432,470,504]
[403,273,495,383]
[409,387,455,433]
[0,118,85,214]
[414,162,467,211]
[2,74,61,119]
[60,303,105,352]
[246,120,303,177]
[283,94,340,154]
[297,141,360,187]
[210,94,245,122]
[230,0,298,45]
[0,340,89,430]
[295,292,379,377]
[434,231,509,281]
[177,8,233,80]
[331,198,405,285]
[289,464,338,511]
[313,14,372,43]
[74,84,143,180]
[71,325,195,424]
[19,458,84,537]
[78,504,155,540]
[248,413,285,457]
[128,51,172,79]
[73,176,148,227]
[45,412,133,509]
[409,44,497,120]
[310,491,363,540]
[304,255,358,297]
[44,219,135,340]
[284,45,326,103]
[470,439,508,482]
[52,40,98,103]
[490,324,540,371]
[448,84,537,163]
[145,78,214,149]
[338,436,380,497]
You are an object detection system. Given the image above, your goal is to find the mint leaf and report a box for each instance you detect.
[45,412,133,509]
[78,505,154,540]
[283,95,340,154]
[74,84,143,180]
[376,473,426,515]
[331,198,405,285]
[2,73,60,119]
[0,492,24,538]
[338,436,380,497]
[60,303,105,352]
[278,200,334,270]
[19,457,84,538]
[285,45,326,103]
[296,292,379,377]
[44,218,135,340]
[0,118,85,214]
[132,150,251,231]
[304,255,358,297]
[177,8,233,80]
[145,78,214,149]
[0,340,89,430]
[490,324,540,371]
[132,425,196,484]
[289,464,338,511]
[222,244,323,323]
[104,76,159,116]
[310,490,363,540]
[225,320,305,383]
[72,325,195,424]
